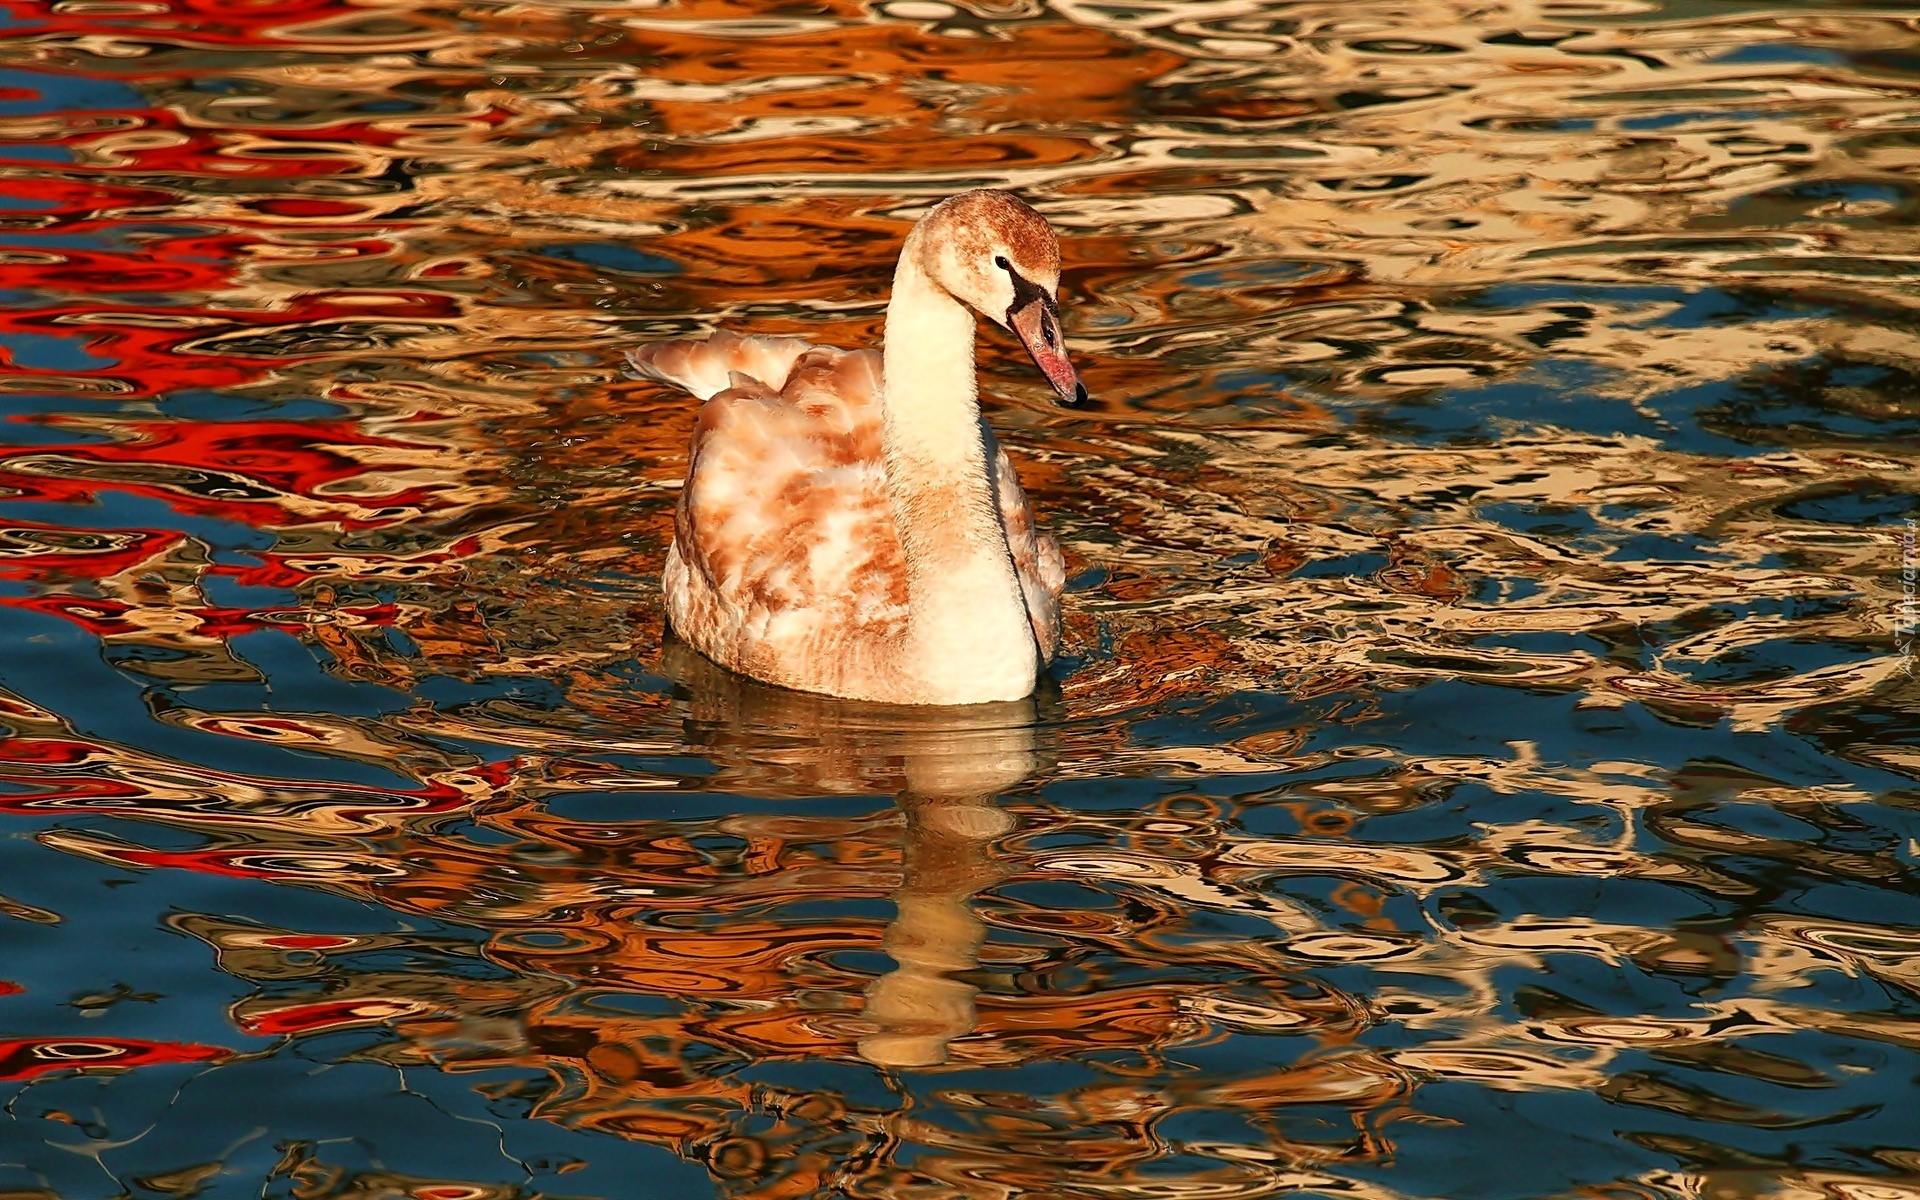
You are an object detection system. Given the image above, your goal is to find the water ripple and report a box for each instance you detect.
[0,0,1914,1197]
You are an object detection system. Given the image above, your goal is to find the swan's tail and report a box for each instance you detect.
[626,331,818,401]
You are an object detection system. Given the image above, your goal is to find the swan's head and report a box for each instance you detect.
[915,189,1088,407]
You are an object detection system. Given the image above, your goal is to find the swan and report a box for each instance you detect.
[628,189,1085,706]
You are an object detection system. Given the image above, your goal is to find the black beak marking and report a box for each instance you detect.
[1004,265,1048,324]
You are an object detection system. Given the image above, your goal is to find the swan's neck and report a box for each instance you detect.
[880,238,1037,703]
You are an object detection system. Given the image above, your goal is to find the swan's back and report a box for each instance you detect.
[631,330,1064,699]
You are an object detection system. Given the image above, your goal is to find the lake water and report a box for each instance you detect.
[1,1,1918,1197]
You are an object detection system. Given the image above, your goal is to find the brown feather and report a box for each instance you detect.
[632,331,1063,698]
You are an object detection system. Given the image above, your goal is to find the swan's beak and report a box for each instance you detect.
[1009,295,1088,407]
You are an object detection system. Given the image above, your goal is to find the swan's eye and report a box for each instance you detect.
[994,255,1012,272]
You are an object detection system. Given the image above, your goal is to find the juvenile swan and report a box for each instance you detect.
[629,190,1085,705]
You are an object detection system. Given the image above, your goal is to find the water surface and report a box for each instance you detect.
[1,1,1918,1198]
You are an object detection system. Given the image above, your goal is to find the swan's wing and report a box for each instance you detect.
[652,339,908,685]
[991,439,1065,660]
[627,330,817,401]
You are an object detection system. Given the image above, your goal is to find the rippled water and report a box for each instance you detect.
[1,0,1917,1197]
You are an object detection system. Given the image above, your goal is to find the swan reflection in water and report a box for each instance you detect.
[662,637,1044,1070]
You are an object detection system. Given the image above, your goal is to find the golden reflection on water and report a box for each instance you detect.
[0,0,1917,1197]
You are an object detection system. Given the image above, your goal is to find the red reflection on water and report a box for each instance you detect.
[0,520,181,581]
[238,997,431,1037]
[0,177,179,226]
[0,1036,229,1081]
[0,0,370,46]
[0,240,253,295]
[0,418,452,519]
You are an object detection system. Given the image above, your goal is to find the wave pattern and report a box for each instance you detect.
[0,1,1916,1198]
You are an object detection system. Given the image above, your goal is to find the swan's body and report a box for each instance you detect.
[629,190,1084,705]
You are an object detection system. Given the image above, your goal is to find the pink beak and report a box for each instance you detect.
[1009,296,1088,407]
